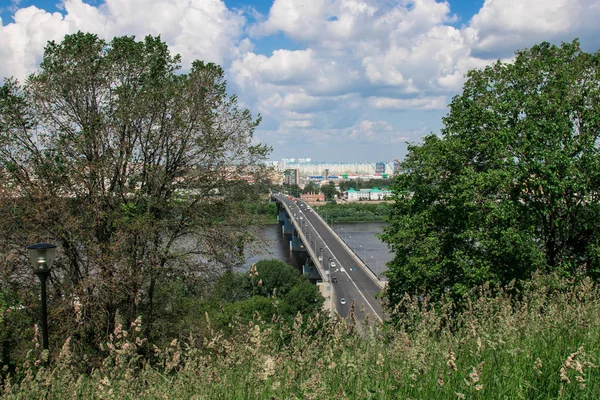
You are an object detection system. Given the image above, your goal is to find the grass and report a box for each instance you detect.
[2,273,600,399]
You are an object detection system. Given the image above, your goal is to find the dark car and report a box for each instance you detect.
[332,276,338,283]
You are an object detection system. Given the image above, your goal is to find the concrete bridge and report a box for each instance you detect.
[272,193,384,322]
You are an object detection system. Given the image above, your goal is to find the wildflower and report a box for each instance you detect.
[258,279,263,286]
[249,263,258,278]
[455,393,466,399]
[560,367,570,384]
[58,337,72,362]
[475,384,484,391]
[114,323,123,339]
[447,351,457,371]
[437,374,445,387]
[376,353,384,366]
[260,356,276,380]
[533,358,543,375]
[466,362,484,387]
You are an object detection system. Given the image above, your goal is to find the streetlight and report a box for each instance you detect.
[27,243,57,350]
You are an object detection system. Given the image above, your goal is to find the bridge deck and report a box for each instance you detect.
[273,194,384,322]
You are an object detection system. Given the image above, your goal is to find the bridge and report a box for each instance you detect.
[272,193,384,322]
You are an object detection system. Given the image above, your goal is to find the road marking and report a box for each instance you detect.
[277,195,382,322]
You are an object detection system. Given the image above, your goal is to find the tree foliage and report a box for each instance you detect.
[0,32,270,349]
[302,181,318,194]
[320,181,338,200]
[337,178,393,192]
[382,40,600,308]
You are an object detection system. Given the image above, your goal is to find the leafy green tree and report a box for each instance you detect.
[382,40,600,308]
[252,259,302,298]
[283,280,324,315]
[338,178,393,192]
[303,181,318,194]
[283,183,302,197]
[320,181,338,201]
[0,32,270,348]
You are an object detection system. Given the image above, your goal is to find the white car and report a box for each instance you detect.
[330,261,336,268]
[340,298,346,305]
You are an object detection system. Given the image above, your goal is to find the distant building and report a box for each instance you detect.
[301,193,325,202]
[346,187,393,201]
[279,160,396,176]
[375,162,386,174]
[284,169,299,186]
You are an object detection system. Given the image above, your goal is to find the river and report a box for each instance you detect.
[241,221,394,279]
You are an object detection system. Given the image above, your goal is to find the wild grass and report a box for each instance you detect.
[2,273,600,399]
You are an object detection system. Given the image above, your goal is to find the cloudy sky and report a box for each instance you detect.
[1,0,599,162]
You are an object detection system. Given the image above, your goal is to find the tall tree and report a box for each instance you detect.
[320,181,338,201]
[0,32,270,346]
[381,40,600,309]
[303,181,318,194]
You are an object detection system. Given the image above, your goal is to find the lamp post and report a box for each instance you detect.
[27,243,57,351]
[328,256,333,315]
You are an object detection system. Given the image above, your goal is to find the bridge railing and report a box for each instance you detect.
[309,204,385,290]
[274,196,328,281]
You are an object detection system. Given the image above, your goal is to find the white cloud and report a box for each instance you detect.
[368,96,447,110]
[469,0,600,56]
[0,0,246,80]
[2,0,599,161]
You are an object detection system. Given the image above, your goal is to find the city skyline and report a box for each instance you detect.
[2,1,599,161]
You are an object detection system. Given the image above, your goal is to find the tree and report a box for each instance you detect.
[251,259,303,298]
[320,181,338,201]
[0,32,270,348]
[283,183,302,197]
[381,40,600,309]
[303,181,318,194]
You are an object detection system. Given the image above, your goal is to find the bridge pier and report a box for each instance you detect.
[282,212,294,235]
[290,229,306,251]
[303,258,321,281]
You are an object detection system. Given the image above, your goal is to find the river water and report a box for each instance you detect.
[241,221,394,278]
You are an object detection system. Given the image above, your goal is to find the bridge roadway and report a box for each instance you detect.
[273,194,384,322]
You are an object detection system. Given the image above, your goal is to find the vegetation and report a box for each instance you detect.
[3,273,600,399]
[337,178,393,192]
[316,202,390,222]
[245,199,278,224]
[302,181,318,194]
[320,181,338,201]
[3,31,600,400]
[0,32,270,364]
[282,183,302,197]
[148,259,324,341]
[382,40,600,307]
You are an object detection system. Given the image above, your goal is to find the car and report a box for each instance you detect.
[332,277,338,283]
[330,261,336,268]
[340,298,346,305]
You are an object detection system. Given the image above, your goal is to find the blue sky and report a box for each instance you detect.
[1,0,599,162]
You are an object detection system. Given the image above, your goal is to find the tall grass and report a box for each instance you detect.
[2,273,599,399]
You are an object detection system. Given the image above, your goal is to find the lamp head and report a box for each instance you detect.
[27,243,57,274]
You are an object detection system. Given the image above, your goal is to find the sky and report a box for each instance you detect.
[1,0,599,162]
